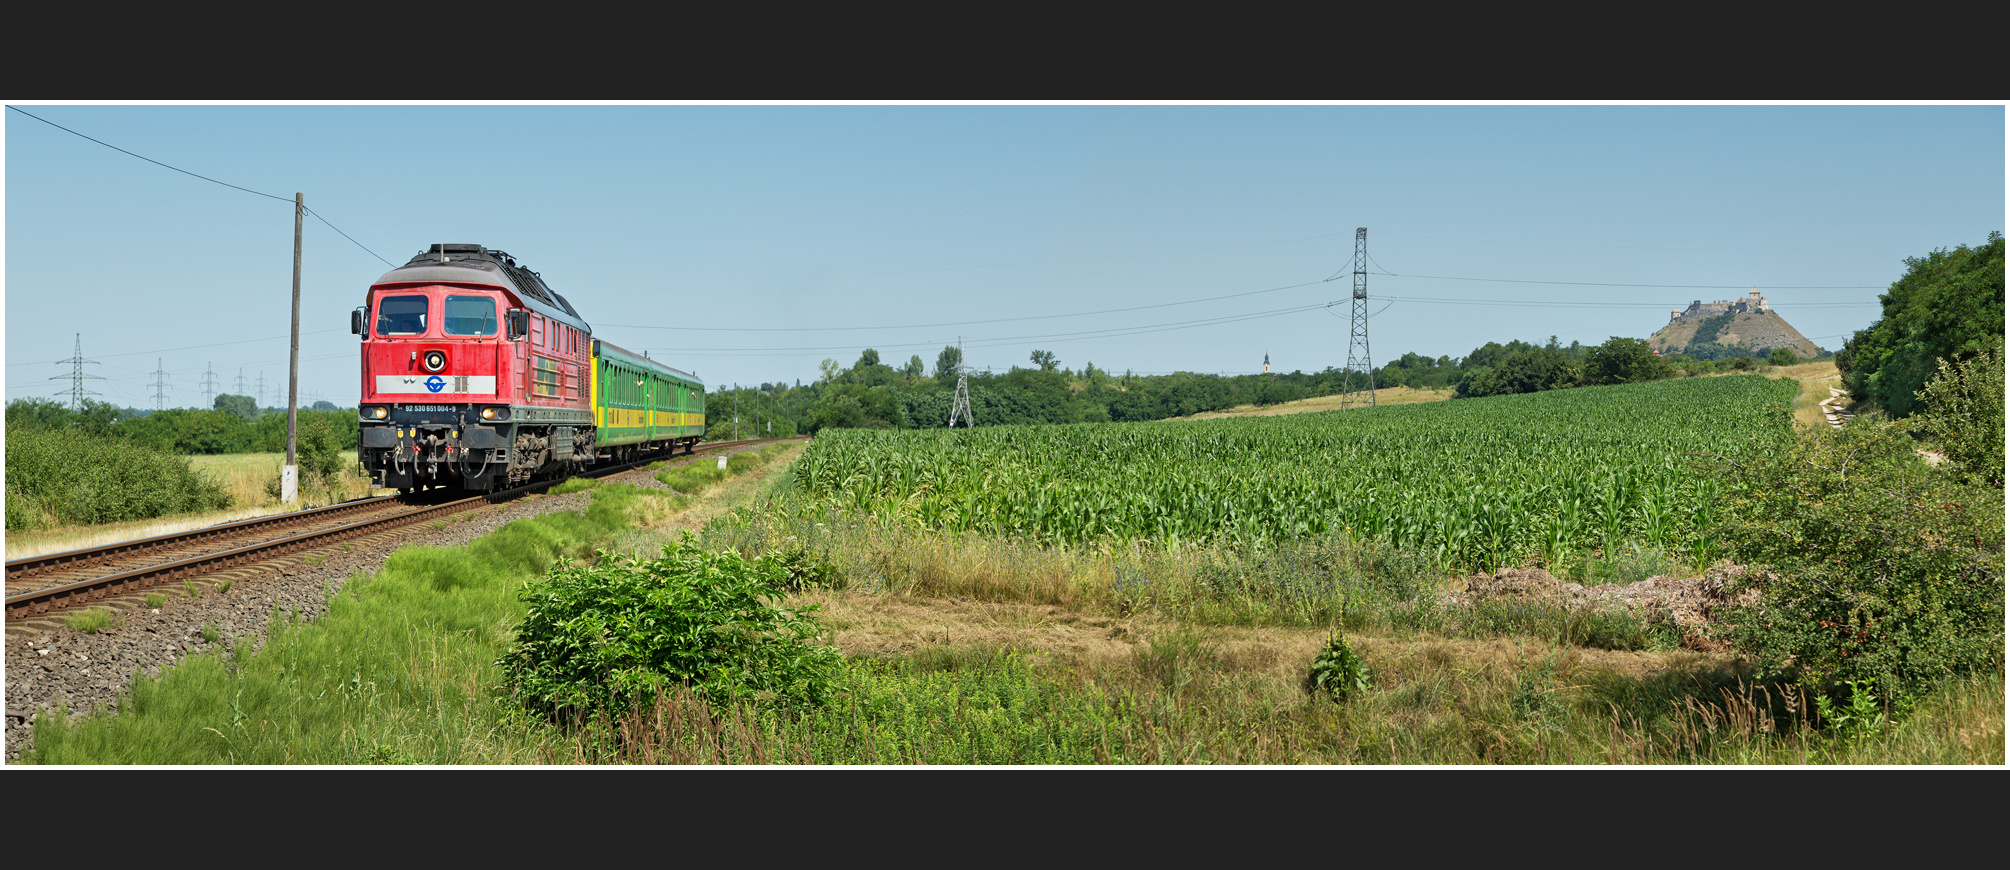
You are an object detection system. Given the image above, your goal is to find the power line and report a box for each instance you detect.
[5,329,342,366]
[623,279,1332,333]
[1374,293,1876,309]
[621,270,1873,336]
[1372,269,1877,290]
[659,232,1350,281]
[8,106,393,268]
[9,106,295,203]
[638,301,1336,357]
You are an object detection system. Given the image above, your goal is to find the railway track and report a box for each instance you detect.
[5,437,801,627]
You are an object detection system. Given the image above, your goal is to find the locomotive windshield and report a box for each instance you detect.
[444,295,497,336]
[376,295,429,335]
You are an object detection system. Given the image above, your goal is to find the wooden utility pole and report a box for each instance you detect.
[283,193,303,504]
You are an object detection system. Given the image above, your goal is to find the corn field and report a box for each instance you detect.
[791,375,1799,572]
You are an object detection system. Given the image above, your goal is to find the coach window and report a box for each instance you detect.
[444,296,497,336]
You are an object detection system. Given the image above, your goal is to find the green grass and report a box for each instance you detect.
[22,481,690,764]
[65,609,119,634]
[548,477,599,495]
[530,633,2004,765]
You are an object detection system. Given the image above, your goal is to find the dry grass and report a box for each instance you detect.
[1169,385,1454,421]
[189,450,384,507]
[1769,360,1842,431]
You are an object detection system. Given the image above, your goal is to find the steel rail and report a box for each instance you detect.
[6,494,408,583]
[5,436,803,622]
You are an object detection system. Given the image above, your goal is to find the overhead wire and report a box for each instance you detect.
[5,330,345,366]
[8,105,395,267]
[7,107,1885,388]
[624,279,1333,332]
[637,301,1338,357]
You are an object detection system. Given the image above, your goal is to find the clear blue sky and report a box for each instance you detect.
[5,103,2003,410]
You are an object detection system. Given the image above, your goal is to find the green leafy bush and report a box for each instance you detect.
[1304,632,1372,701]
[5,427,230,529]
[1709,422,2004,703]
[501,540,843,723]
[1908,334,2003,486]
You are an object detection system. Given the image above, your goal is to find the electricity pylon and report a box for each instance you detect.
[948,337,974,428]
[148,359,172,410]
[1340,227,1376,409]
[200,363,221,408]
[50,333,106,411]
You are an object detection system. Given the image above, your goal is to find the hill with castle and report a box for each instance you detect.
[1649,289,1823,360]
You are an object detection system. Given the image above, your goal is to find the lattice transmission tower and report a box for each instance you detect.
[50,333,106,411]
[947,337,974,429]
[1339,227,1376,410]
[148,359,172,410]
[234,369,249,397]
[200,363,220,409]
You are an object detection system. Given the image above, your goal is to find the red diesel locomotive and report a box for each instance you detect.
[353,244,703,493]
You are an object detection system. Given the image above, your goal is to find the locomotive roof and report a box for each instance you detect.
[371,244,591,333]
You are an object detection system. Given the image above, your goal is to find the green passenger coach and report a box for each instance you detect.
[591,338,706,458]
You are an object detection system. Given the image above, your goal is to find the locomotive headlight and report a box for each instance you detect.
[481,407,496,420]
[422,350,448,372]
[369,406,389,420]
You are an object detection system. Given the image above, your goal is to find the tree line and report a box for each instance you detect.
[1836,230,2003,417]
[711,333,1761,437]
[5,395,356,455]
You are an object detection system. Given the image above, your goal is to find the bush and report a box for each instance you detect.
[5,427,231,529]
[1908,334,2003,486]
[500,539,844,724]
[1304,632,1372,701]
[1709,422,2004,703]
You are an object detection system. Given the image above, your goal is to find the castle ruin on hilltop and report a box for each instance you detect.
[1670,288,1769,323]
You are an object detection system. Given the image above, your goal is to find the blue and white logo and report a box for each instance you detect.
[424,375,446,393]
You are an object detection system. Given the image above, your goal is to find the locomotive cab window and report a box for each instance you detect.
[444,296,497,336]
[376,295,429,335]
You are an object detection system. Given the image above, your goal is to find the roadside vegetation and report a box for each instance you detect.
[5,397,363,534]
[18,234,1999,766]
[24,365,2001,764]
[22,445,796,764]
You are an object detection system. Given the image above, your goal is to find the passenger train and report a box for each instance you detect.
[354,244,704,493]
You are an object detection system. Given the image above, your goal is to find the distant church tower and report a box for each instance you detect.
[1263,353,1271,374]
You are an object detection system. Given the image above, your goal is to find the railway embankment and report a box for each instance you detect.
[5,441,790,764]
